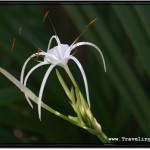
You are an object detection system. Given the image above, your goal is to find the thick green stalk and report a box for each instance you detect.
[97,131,111,144]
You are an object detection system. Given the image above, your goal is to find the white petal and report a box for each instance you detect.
[38,64,56,120]
[64,39,77,60]
[24,95,34,109]
[68,56,90,107]
[47,35,61,51]
[20,52,47,84]
[44,53,58,64]
[70,42,106,72]
[22,62,48,108]
[64,47,71,58]
[24,62,48,86]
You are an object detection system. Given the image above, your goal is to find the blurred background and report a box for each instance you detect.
[0,3,150,145]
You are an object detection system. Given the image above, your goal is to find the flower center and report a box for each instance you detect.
[44,44,70,64]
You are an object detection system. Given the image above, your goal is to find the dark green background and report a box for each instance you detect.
[0,3,150,145]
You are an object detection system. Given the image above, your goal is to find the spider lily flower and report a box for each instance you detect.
[20,35,106,120]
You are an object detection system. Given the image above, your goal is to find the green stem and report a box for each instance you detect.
[96,131,111,144]
[41,102,79,126]
[64,65,78,88]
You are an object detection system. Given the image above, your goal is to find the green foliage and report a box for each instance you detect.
[0,3,150,145]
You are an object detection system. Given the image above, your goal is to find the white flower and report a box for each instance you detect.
[20,35,106,120]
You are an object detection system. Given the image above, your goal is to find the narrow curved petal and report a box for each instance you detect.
[70,42,106,72]
[68,56,90,107]
[24,62,48,86]
[38,64,56,120]
[20,52,47,84]
[24,95,34,109]
[23,62,48,108]
[47,35,61,51]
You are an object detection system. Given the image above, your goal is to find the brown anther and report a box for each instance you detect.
[42,10,50,22]
[85,18,99,28]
